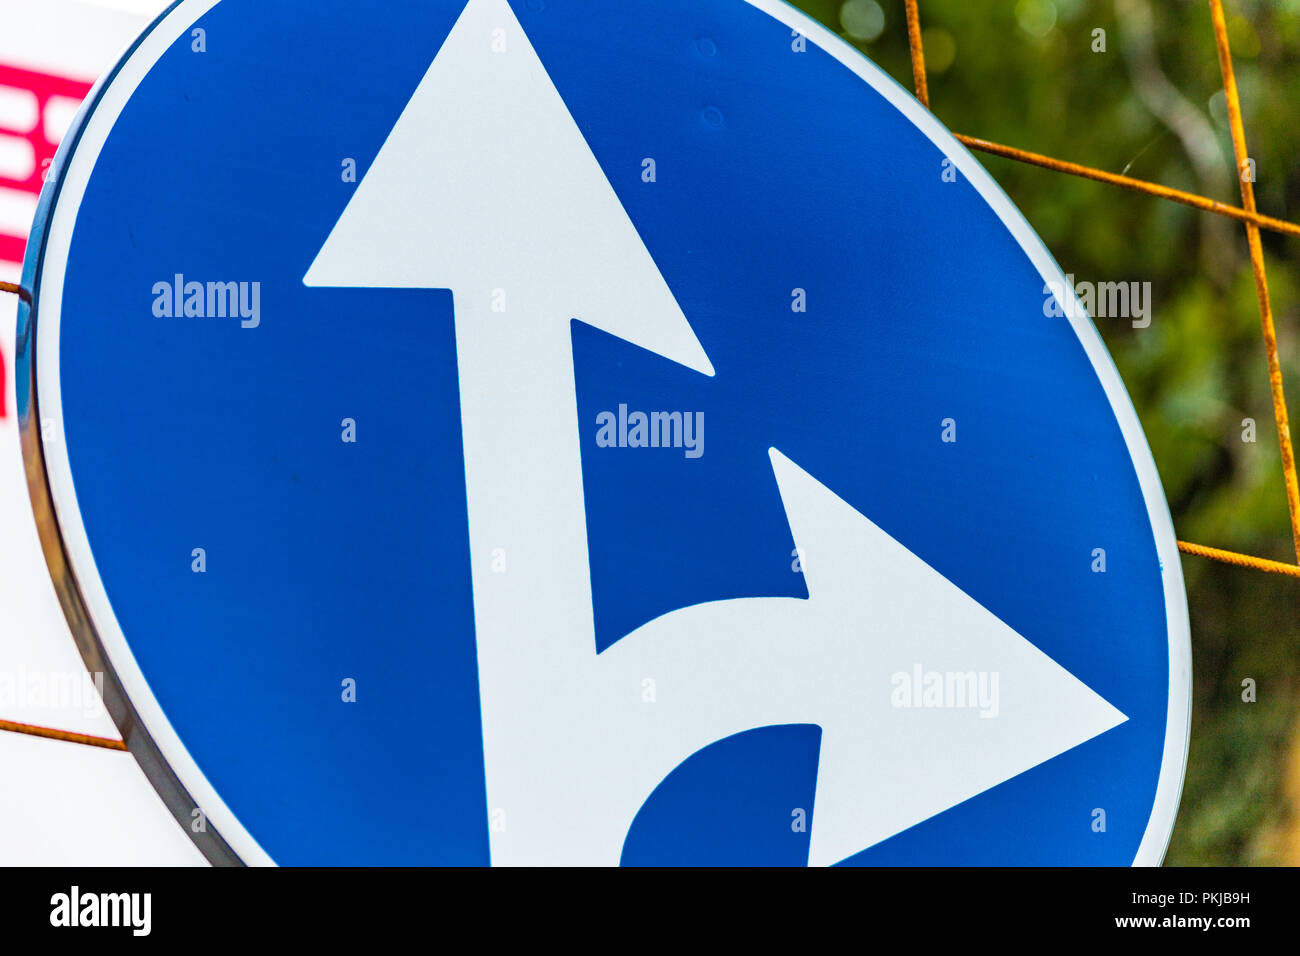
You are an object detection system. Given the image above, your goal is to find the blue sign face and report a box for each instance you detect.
[20,0,1190,866]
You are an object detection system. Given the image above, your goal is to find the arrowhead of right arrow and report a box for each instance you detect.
[767,448,1128,866]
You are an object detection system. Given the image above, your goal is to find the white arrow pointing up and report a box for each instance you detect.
[304,0,1127,865]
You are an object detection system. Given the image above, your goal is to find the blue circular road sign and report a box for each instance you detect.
[19,0,1189,865]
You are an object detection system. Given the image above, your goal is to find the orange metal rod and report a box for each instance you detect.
[1178,540,1300,577]
[1208,0,1300,563]
[0,280,31,304]
[904,0,929,107]
[0,718,128,751]
[954,133,1300,239]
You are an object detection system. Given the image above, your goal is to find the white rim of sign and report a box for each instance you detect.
[26,0,1191,867]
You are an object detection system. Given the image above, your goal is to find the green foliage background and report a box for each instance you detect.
[788,0,1300,864]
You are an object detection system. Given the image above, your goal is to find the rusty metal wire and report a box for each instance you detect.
[0,280,30,304]
[1208,0,1300,564]
[0,718,128,751]
[1177,540,1300,577]
[954,134,1300,240]
[904,0,930,108]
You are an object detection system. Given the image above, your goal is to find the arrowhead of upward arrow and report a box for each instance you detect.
[303,0,714,377]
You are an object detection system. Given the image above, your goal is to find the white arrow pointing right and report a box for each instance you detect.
[596,449,1128,867]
